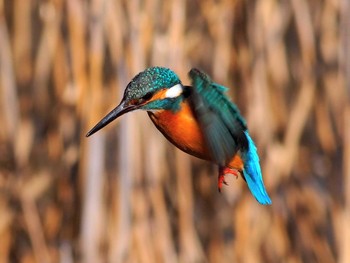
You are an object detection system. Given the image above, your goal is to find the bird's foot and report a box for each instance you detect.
[218,167,240,192]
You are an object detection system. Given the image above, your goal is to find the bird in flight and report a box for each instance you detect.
[86,67,271,205]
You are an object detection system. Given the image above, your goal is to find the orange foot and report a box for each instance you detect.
[218,167,240,192]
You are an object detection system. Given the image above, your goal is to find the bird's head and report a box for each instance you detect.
[86,67,184,137]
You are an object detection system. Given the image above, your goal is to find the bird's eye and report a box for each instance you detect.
[141,92,153,101]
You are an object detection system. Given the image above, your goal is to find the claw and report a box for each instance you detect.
[218,174,226,192]
[217,167,241,192]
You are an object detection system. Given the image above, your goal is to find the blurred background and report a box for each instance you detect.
[0,0,349,262]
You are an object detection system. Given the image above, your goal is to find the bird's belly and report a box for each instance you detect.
[148,104,210,160]
[148,103,244,171]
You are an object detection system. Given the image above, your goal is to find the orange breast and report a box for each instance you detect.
[148,101,210,160]
[148,101,245,171]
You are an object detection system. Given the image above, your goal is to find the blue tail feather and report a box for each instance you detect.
[242,131,271,205]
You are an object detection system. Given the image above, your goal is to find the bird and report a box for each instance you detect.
[86,67,271,205]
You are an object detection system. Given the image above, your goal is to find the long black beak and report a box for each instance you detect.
[86,101,137,137]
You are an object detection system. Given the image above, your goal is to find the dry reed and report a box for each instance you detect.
[0,0,347,262]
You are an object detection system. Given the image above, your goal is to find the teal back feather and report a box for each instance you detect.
[189,69,248,165]
[189,70,247,130]
[242,131,271,205]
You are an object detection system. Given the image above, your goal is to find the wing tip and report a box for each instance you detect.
[189,68,211,82]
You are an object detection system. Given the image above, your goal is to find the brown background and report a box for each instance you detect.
[0,0,349,262]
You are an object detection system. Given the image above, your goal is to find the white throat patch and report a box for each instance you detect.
[165,84,183,98]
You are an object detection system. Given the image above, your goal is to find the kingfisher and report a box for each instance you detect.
[86,67,271,205]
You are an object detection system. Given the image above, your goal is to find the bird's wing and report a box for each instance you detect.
[188,68,248,166]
